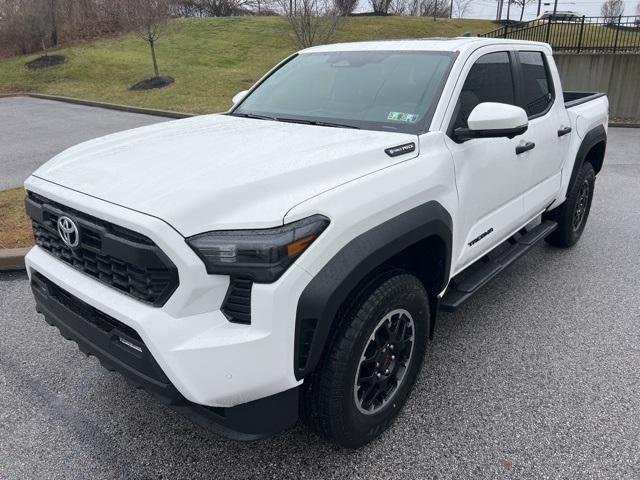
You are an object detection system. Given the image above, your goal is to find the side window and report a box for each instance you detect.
[518,51,554,118]
[452,51,515,130]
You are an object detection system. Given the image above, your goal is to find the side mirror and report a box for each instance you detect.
[454,102,528,142]
[232,90,249,105]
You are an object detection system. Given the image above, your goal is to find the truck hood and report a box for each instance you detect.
[33,114,418,236]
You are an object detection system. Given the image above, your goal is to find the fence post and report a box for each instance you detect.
[577,16,585,53]
[545,18,552,44]
[613,15,622,53]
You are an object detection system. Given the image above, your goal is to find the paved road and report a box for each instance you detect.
[1,128,639,479]
[0,97,167,190]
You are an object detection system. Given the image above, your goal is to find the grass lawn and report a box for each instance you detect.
[0,188,31,249]
[0,16,493,114]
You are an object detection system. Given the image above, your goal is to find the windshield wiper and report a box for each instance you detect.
[276,117,360,129]
[231,112,277,121]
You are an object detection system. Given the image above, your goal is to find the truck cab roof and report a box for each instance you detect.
[302,37,551,55]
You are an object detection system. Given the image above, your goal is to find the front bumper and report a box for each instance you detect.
[30,269,299,440]
[23,176,314,438]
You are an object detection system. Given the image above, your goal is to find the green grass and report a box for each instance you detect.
[0,16,494,114]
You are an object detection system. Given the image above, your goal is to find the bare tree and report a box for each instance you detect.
[174,0,251,16]
[280,0,344,49]
[397,0,450,17]
[369,0,394,14]
[20,0,56,56]
[123,0,172,78]
[451,0,472,17]
[601,0,624,21]
[334,0,358,15]
[510,0,535,21]
[0,0,137,57]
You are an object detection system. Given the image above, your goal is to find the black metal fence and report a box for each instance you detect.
[480,16,640,53]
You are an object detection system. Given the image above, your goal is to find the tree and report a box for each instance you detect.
[172,0,252,16]
[397,0,450,17]
[510,0,535,22]
[451,0,472,18]
[370,0,393,14]
[123,0,172,78]
[334,0,358,15]
[21,0,56,56]
[601,0,624,21]
[280,0,344,49]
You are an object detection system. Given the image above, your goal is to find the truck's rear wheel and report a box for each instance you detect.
[300,271,429,448]
[544,161,596,248]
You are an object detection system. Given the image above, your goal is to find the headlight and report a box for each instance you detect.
[186,215,329,282]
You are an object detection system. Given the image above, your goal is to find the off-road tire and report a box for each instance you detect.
[300,270,430,448]
[544,161,596,248]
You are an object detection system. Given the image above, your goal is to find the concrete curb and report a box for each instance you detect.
[0,247,30,272]
[28,93,198,118]
[1,93,197,118]
[609,122,640,128]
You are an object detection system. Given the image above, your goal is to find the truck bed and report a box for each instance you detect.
[564,91,607,109]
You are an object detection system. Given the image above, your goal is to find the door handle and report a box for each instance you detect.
[516,141,535,155]
[557,126,572,137]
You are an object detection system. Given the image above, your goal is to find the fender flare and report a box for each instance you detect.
[568,124,607,189]
[293,201,453,380]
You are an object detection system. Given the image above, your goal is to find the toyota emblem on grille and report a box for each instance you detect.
[57,216,80,248]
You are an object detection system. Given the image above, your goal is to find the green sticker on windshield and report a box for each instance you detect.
[387,112,418,123]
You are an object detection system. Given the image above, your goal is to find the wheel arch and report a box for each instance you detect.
[293,201,452,380]
[569,125,607,189]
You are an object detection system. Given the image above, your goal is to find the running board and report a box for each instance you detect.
[440,220,558,312]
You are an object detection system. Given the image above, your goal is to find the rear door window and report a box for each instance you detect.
[517,51,554,118]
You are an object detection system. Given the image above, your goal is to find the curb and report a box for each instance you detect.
[28,93,197,118]
[1,93,197,119]
[0,247,30,272]
[609,122,640,128]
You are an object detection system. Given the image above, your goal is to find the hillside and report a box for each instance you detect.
[0,16,494,113]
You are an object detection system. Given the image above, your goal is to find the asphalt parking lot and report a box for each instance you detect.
[1,124,639,479]
[0,97,167,190]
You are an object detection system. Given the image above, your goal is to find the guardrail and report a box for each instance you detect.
[480,16,640,53]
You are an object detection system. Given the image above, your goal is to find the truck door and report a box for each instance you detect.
[514,50,570,218]
[444,50,529,274]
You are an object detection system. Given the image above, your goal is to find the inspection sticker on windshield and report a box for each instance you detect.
[387,112,418,123]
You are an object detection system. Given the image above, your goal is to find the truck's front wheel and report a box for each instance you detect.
[300,271,430,448]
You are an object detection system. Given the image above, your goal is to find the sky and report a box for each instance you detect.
[469,0,640,20]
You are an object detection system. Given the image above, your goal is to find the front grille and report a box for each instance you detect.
[221,277,252,324]
[26,192,179,306]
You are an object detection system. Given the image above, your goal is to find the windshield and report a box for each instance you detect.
[232,50,455,134]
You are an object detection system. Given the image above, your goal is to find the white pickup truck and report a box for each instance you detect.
[25,38,608,447]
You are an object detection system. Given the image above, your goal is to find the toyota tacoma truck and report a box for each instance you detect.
[24,38,608,448]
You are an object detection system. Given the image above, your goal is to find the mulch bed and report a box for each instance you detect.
[25,55,65,70]
[129,76,175,91]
